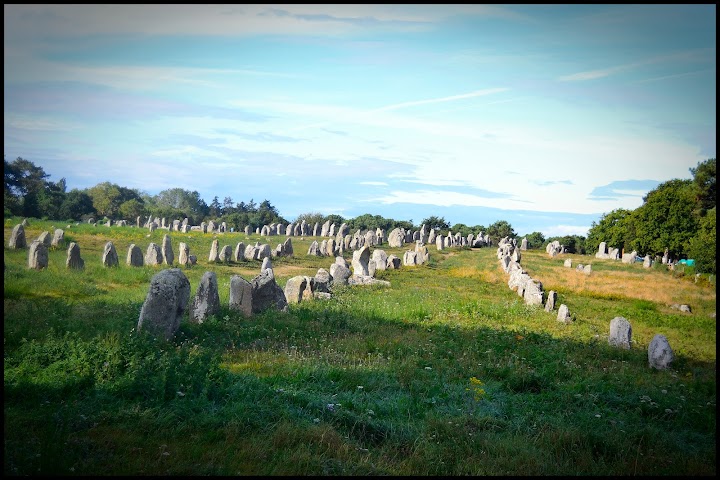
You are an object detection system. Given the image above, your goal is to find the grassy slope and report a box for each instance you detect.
[4,219,716,475]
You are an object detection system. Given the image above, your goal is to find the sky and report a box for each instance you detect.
[4,4,716,237]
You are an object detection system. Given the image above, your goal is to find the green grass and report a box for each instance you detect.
[4,218,716,475]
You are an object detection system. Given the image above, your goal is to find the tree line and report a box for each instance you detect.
[4,156,715,273]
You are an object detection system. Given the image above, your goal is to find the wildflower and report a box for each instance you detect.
[357,385,364,390]
[595,414,602,418]
[313,418,320,424]
[424,366,432,371]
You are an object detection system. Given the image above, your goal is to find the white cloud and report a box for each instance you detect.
[542,224,591,237]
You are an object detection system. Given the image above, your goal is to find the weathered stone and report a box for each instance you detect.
[520,237,528,250]
[229,275,253,317]
[648,334,674,370]
[348,274,391,286]
[251,269,289,313]
[523,279,544,306]
[329,262,351,286]
[283,238,294,257]
[127,244,143,266]
[386,255,401,269]
[415,242,429,264]
[161,234,174,265]
[66,242,84,269]
[325,238,336,257]
[643,255,652,268]
[371,249,388,272]
[621,250,638,264]
[261,256,273,273]
[564,259,572,268]
[608,317,632,349]
[583,264,592,275]
[403,250,418,266]
[220,245,232,262]
[388,227,405,248]
[284,276,308,304]
[178,242,190,267]
[595,241,608,259]
[102,241,119,267]
[351,245,371,276]
[313,268,331,293]
[37,231,52,248]
[436,234,444,251]
[8,224,26,249]
[544,290,557,312]
[557,304,572,323]
[28,240,49,270]
[307,240,321,256]
[255,244,271,260]
[190,271,220,323]
[234,242,246,262]
[145,242,163,266]
[188,255,197,265]
[137,268,191,340]
[208,239,220,262]
[51,228,64,248]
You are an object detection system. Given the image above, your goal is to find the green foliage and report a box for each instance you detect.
[686,208,716,274]
[486,220,516,244]
[87,181,143,218]
[421,215,450,231]
[632,179,697,257]
[4,156,51,217]
[586,208,636,254]
[58,189,95,221]
[524,231,545,249]
[546,235,587,254]
[294,212,325,228]
[690,158,716,213]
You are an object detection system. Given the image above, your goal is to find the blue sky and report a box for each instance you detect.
[4,4,716,237]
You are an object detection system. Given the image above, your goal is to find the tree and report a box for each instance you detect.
[4,157,50,218]
[209,196,222,218]
[524,231,545,249]
[585,208,636,254]
[36,179,66,220]
[632,179,697,257]
[152,188,208,223]
[58,189,95,221]
[294,212,325,228]
[222,196,235,216]
[119,198,146,220]
[486,220,516,243]
[690,158,716,213]
[421,215,450,232]
[685,207,716,274]
[547,235,587,254]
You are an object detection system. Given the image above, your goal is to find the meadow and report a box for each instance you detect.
[4,218,716,475]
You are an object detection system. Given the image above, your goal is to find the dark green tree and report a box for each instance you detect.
[421,215,450,232]
[690,158,716,213]
[686,207,716,274]
[4,157,50,218]
[486,220,516,244]
[632,179,697,257]
[524,231,545,249]
[58,189,95,221]
[586,208,636,254]
[209,196,222,218]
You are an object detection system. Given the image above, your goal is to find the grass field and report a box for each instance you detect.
[4,218,716,475]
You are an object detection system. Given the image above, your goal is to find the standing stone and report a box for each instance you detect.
[209,239,220,262]
[321,220,331,237]
[351,245,371,276]
[415,242,429,264]
[371,249,388,272]
[557,304,572,323]
[250,269,289,313]
[520,237,528,250]
[66,242,85,269]
[329,262,351,286]
[51,228,65,248]
[307,240,321,256]
[564,259,572,268]
[403,250,418,266]
[313,222,320,237]
[137,268,191,340]
[436,234,444,251]
[28,240,49,270]
[161,234,174,265]
[261,256,273,273]
[544,290,557,312]
[220,245,232,262]
[523,279,544,306]
[284,276,308,304]
[388,228,405,248]
[234,242,246,262]
[283,238,294,257]
[190,271,220,323]
[136,216,142,228]
[229,275,253,317]
[608,317,632,349]
[102,241,119,267]
[127,244,144,267]
[314,268,331,293]
[244,225,250,235]
[145,243,163,266]
[255,244,271,260]
[583,264,592,275]
[178,242,190,267]
[648,334,674,370]
[35,231,51,248]
[643,255,652,268]
[386,255,401,269]
[8,224,27,249]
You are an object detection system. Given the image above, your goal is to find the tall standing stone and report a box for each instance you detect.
[209,239,220,262]
[261,256,273,273]
[388,228,405,248]
[190,271,220,323]
[162,234,174,265]
[178,242,190,267]
[66,242,85,269]
[520,237,528,251]
[8,224,27,249]
[371,249,388,272]
[37,231,52,248]
[102,241,119,267]
[137,268,191,340]
[250,269,289,313]
[282,238,294,257]
[284,276,308,304]
[220,245,232,262]
[648,334,674,370]
[126,244,144,267]
[351,245,371,276]
[145,243,163,266]
[229,275,253,317]
[51,228,65,248]
[234,242,246,262]
[544,290,557,312]
[608,317,632,349]
[28,240,49,270]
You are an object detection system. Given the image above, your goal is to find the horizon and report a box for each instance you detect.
[4,5,716,238]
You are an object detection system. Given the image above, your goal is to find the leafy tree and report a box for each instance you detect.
[58,189,95,221]
[209,196,222,218]
[294,212,325,229]
[86,182,142,218]
[632,179,697,257]
[4,157,50,218]
[486,220,515,244]
[222,196,235,215]
[690,158,716,213]
[119,198,146,221]
[421,215,450,232]
[36,179,66,220]
[547,235,587,254]
[524,231,545,249]
[450,223,474,237]
[323,214,346,227]
[152,188,208,223]
[254,199,285,226]
[686,207,716,274]
[586,208,636,254]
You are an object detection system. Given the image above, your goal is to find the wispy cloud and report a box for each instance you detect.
[373,88,510,112]
[588,179,661,201]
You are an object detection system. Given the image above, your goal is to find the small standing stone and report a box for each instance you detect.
[8,224,27,249]
[178,242,190,267]
[28,240,49,270]
[137,268,191,340]
[145,243,163,266]
[608,316,632,349]
[229,275,253,317]
[66,242,85,270]
[190,271,220,323]
[162,234,174,265]
[102,241,119,267]
[557,304,572,323]
[127,244,144,267]
[51,228,65,248]
[648,334,674,370]
[544,290,557,312]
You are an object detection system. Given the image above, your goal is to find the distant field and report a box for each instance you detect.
[4,219,716,476]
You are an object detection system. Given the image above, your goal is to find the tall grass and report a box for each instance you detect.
[4,219,716,475]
